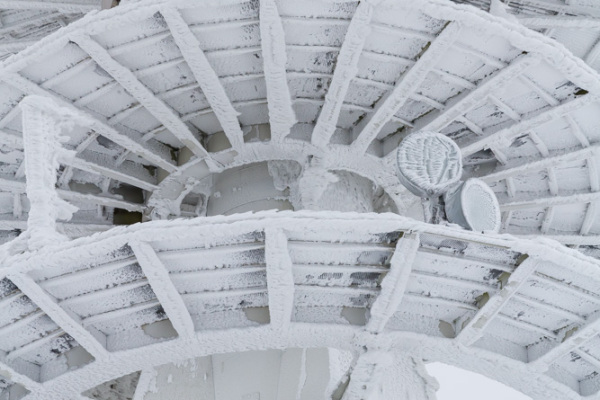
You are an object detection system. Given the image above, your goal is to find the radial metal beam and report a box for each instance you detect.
[581,202,599,235]
[433,68,476,90]
[411,55,539,134]
[8,273,109,361]
[566,115,590,147]
[513,293,585,323]
[81,300,161,328]
[456,257,539,346]
[130,241,196,339]
[581,159,600,236]
[264,228,295,330]
[527,130,550,157]
[518,16,600,29]
[515,234,600,246]
[12,193,22,218]
[60,280,148,308]
[489,94,521,122]
[480,145,600,184]
[161,6,245,150]
[0,11,61,36]
[540,206,555,234]
[509,0,600,16]
[132,369,156,400]
[366,233,420,333]
[529,313,600,372]
[501,191,600,211]
[59,190,144,213]
[0,128,23,149]
[258,0,295,142]
[547,167,559,195]
[41,259,136,292]
[65,154,158,192]
[586,39,600,66]
[0,0,99,12]
[71,34,210,160]
[6,330,65,361]
[0,218,111,237]
[521,75,559,107]
[0,176,144,213]
[351,22,461,154]
[2,72,178,173]
[59,132,100,187]
[311,0,379,148]
[461,94,596,157]
[0,310,45,337]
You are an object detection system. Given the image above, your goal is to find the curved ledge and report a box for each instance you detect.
[0,211,598,398]
[0,0,594,238]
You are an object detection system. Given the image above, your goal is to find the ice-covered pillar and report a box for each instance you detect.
[340,351,438,400]
[20,96,78,250]
[341,351,394,400]
[297,157,377,212]
[378,355,439,400]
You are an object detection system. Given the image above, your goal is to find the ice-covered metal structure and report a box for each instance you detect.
[3,0,600,399]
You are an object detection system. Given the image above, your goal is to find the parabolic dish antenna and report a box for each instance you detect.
[396,132,463,197]
[445,177,502,233]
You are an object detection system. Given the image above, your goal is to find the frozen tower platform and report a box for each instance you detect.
[1,0,600,399]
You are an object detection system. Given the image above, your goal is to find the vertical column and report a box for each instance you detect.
[21,96,77,250]
[341,351,393,400]
[378,355,438,400]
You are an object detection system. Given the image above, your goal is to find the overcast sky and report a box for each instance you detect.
[426,362,532,400]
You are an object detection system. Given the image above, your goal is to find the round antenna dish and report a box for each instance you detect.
[445,178,501,233]
[396,132,462,197]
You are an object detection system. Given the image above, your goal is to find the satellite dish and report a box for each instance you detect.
[444,178,502,233]
[396,132,462,197]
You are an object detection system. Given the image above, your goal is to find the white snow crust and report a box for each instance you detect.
[0,0,600,398]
